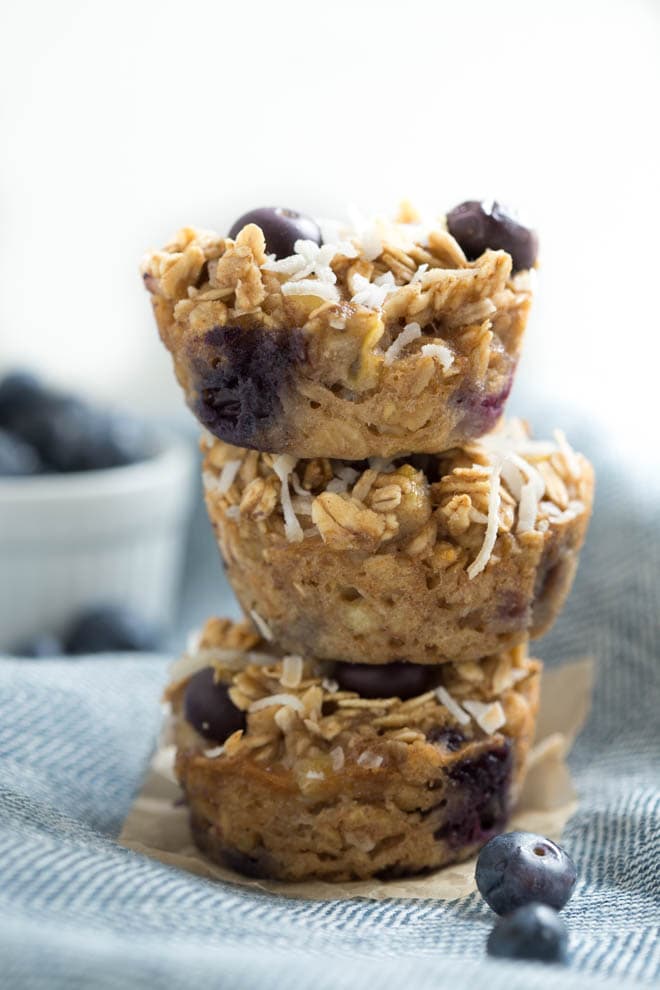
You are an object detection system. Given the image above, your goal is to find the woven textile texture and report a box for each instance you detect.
[0,409,658,990]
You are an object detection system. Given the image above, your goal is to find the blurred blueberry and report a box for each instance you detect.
[0,428,42,476]
[487,903,568,963]
[65,604,162,654]
[11,633,64,658]
[0,370,47,427]
[476,831,577,915]
[0,368,148,474]
[12,397,147,473]
[91,411,150,469]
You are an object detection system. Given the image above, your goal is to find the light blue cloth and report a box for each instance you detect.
[1,410,659,989]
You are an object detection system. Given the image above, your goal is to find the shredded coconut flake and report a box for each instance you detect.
[202,470,223,493]
[264,239,339,283]
[290,471,308,496]
[326,477,349,494]
[420,342,454,372]
[203,745,225,759]
[261,254,308,277]
[479,419,556,459]
[305,769,325,780]
[517,481,539,533]
[273,706,297,732]
[462,699,506,734]
[348,210,384,261]
[250,609,273,641]
[249,693,306,714]
[215,459,242,494]
[290,496,313,515]
[315,217,346,245]
[504,452,545,534]
[411,263,429,283]
[185,627,202,655]
[330,745,345,771]
[291,240,338,282]
[281,279,339,301]
[351,271,397,309]
[335,465,360,484]
[467,458,503,579]
[383,322,422,366]
[272,454,304,542]
[280,655,304,689]
[368,456,397,474]
[553,428,582,480]
[169,645,278,683]
[168,651,212,682]
[360,228,384,261]
[356,750,384,770]
[322,677,339,694]
[501,457,523,500]
[435,686,471,725]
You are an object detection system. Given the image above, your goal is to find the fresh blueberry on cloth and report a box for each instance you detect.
[476,831,577,914]
[487,903,568,963]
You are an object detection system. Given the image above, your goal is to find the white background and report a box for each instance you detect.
[1,0,658,454]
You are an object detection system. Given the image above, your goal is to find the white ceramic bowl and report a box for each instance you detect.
[0,431,196,651]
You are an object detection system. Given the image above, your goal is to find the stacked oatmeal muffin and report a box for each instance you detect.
[142,201,594,882]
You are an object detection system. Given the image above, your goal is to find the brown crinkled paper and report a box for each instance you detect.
[119,657,594,901]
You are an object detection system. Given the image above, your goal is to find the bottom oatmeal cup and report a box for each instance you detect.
[165,618,541,883]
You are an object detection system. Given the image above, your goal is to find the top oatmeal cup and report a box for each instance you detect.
[142,201,537,460]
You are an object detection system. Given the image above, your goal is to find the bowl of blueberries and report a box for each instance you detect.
[0,371,195,654]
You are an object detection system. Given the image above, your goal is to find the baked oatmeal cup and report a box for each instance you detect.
[165,617,541,882]
[202,420,593,665]
[203,422,593,664]
[142,201,537,459]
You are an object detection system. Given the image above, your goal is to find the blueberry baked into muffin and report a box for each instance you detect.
[142,202,537,460]
[164,618,541,882]
[202,420,593,665]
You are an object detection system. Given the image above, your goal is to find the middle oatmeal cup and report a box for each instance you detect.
[202,421,593,665]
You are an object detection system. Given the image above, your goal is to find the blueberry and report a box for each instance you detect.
[426,727,466,751]
[190,324,305,449]
[183,667,246,742]
[217,845,275,879]
[0,428,42,476]
[14,398,146,473]
[332,661,432,700]
[453,372,515,437]
[82,411,148,469]
[228,207,321,260]
[447,200,538,272]
[65,605,162,654]
[476,831,577,914]
[0,371,46,427]
[487,903,568,963]
[435,744,512,848]
[11,633,64,658]
[11,395,87,471]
